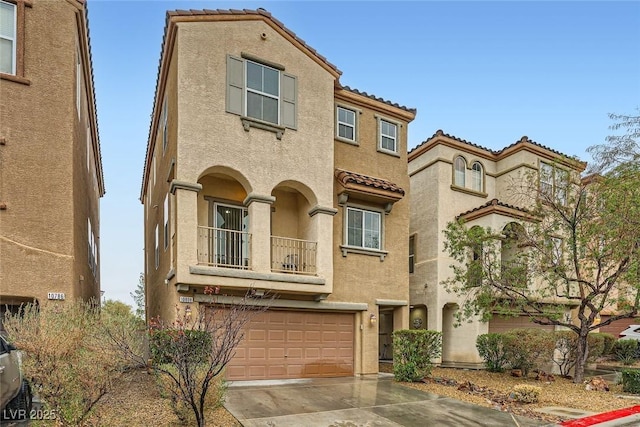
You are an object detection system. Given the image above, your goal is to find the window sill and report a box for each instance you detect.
[0,73,31,85]
[335,136,359,146]
[241,116,286,140]
[450,184,488,198]
[340,245,388,261]
[377,147,400,158]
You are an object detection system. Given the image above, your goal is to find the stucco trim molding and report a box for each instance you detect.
[194,294,368,312]
[339,245,388,261]
[308,205,338,217]
[170,180,202,194]
[243,193,276,206]
[375,299,408,306]
[241,116,286,140]
[189,265,325,285]
[450,185,488,198]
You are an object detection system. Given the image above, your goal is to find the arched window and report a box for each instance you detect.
[471,162,483,192]
[454,156,466,187]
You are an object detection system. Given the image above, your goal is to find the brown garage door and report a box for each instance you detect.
[224,310,354,381]
[599,316,640,337]
[488,315,555,334]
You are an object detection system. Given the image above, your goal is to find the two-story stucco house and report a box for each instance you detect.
[408,130,585,366]
[0,0,104,326]
[141,8,415,380]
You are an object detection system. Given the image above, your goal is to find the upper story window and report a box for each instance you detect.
[346,207,381,250]
[337,106,356,142]
[163,194,169,250]
[454,156,466,187]
[76,44,81,117]
[154,225,159,269]
[379,120,398,153]
[540,161,569,205]
[0,1,16,75]
[471,162,483,192]
[409,235,415,274]
[226,55,297,134]
[162,96,168,153]
[246,60,279,124]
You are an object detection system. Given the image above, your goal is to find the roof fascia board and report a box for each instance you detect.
[335,89,415,122]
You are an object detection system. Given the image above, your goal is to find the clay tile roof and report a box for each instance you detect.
[166,8,341,74]
[500,135,572,159]
[409,129,498,156]
[335,169,405,196]
[456,198,533,220]
[342,86,417,114]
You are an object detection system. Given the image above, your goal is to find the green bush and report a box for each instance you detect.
[503,328,556,377]
[150,329,212,365]
[614,340,639,365]
[598,333,616,355]
[512,384,541,403]
[553,330,578,377]
[622,369,640,394]
[392,329,442,382]
[587,333,605,362]
[476,333,508,372]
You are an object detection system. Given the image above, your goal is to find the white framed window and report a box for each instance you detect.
[337,106,356,142]
[163,194,169,250]
[546,236,563,266]
[76,44,81,117]
[246,60,280,125]
[379,120,397,153]
[162,96,168,154]
[471,162,483,192]
[154,225,159,269]
[152,154,156,187]
[0,1,16,75]
[346,207,381,250]
[87,218,97,277]
[454,156,466,187]
[409,235,415,274]
[540,162,569,205]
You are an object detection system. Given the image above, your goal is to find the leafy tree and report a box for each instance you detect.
[130,272,145,319]
[587,109,639,174]
[442,153,640,383]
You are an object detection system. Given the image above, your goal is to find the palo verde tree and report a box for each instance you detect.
[442,143,640,383]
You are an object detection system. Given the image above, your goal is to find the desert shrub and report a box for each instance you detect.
[511,384,541,403]
[2,300,142,426]
[553,330,579,377]
[614,340,639,365]
[621,369,640,394]
[476,333,508,372]
[392,329,442,382]
[503,328,556,377]
[599,333,616,355]
[150,329,212,365]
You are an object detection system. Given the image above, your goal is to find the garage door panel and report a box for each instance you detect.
[488,315,555,334]
[222,309,354,380]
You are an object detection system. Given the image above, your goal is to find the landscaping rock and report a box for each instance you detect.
[584,377,609,392]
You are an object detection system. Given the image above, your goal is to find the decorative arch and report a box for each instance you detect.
[270,180,318,208]
[453,155,467,187]
[197,165,253,195]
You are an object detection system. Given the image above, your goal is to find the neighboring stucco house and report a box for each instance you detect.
[141,8,415,380]
[408,130,585,366]
[0,0,104,324]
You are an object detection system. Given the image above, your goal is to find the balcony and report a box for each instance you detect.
[197,226,251,269]
[271,236,317,275]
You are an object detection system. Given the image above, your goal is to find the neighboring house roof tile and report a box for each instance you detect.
[335,169,405,196]
[409,130,587,171]
[456,198,538,222]
[342,86,417,114]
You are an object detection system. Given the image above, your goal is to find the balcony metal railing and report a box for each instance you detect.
[271,236,317,275]
[197,226,250,269]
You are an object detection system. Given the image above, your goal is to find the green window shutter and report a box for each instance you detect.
[281,72,297,129]
[226,55,244,115]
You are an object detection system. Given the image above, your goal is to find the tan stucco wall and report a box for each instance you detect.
[0,0,101,307]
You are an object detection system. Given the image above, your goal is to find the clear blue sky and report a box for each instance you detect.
[87,1,640,307]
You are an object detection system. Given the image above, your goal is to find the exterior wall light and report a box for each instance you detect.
[370,313,377,325]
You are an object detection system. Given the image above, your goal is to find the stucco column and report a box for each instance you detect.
[170,180,202,280]
[309,206,337,293]
[244,194,275,273]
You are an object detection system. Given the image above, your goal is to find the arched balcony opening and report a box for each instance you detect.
[270,182,317,275]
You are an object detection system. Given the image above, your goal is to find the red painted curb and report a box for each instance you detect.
[560,405,640,426]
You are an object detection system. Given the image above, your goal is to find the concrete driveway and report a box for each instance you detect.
[224,375,547,427]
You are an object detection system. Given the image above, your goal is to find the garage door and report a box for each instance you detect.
[488,315,555,334]
[224,310,354,381]
[599,316,640,337]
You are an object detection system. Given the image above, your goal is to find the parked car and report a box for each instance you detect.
[618,325,640,340]
[0,335,32,420]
